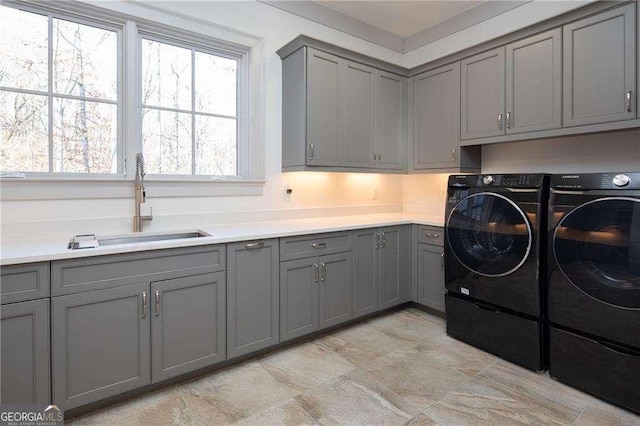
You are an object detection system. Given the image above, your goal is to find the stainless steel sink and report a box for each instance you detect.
[97,231,209,246]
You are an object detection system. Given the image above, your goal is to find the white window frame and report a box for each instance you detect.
[0,0,265,199]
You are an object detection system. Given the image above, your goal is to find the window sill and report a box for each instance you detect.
[0,178,266,200]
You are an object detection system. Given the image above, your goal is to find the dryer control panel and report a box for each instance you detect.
[551,172,640,190]
[448,174,547,189]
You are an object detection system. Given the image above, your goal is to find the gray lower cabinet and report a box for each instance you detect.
[52,283,151,411]
[227,240,279,358]
[343,60,375,168]
[417,244,445,313]
[379,226,411,310]
[461,47,506,140]
[505,28,562,134]
[563,3,636,127]
[353,226,410,318]
[413,62,461,169]
[151,272,226,383]
[1,299,50,405]
[352,229,379,318]
[318,252,352,329]
[280,258,319,341]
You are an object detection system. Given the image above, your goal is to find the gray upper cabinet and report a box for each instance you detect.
[318,252,352,329]
[563,3,636,127]
[343,60,375,168]
[506,28,562,134]
[53,283,151,410]
[352,229,379,318]
[1,298,50,405]
[417,243,446,313]
[227,240,279,359]
[280,258,319,342]
[379,226,411,310]
[151,272,226,383]
[461,47,506,140]
[375,71,404,169]
[413,63,461,169]
[307,48,343,166]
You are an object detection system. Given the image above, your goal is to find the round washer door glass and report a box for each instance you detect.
[447,192,532,277]
[554,197,640,309]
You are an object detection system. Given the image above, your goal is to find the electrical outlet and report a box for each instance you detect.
[371,187,378,200]
[284,188,293,202]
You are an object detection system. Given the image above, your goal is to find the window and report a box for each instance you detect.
[0,2,250,181]
[0,5,119,174]
[141,37,239,176]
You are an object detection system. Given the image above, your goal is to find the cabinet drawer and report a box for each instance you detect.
[280,232,351,261]
[52,245,224,296]
[417,226,444,246]
[1,262,50,304]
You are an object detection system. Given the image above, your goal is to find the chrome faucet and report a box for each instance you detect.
[134,153,153,232]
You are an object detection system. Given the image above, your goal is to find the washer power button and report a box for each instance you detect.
[482,175,494,185]
[613,174,630,187]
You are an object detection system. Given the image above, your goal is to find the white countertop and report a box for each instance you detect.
[0,213,444,266]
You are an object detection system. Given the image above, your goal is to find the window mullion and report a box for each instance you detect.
[191,49,196,176]
[47,14,54,174]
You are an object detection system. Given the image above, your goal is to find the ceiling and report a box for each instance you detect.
[315,1,484,38]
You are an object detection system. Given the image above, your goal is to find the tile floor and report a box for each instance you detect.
[69,307,639,425]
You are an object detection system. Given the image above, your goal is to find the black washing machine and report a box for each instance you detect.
[548,172,640,414]
[444,174,549,372]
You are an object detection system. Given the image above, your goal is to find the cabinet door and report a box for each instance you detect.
[417,244,445,312]
[307,48,342,166]
[151,272,226,383]
[461,47,505,140]
[280,258,319,341]
[379,226,411,310]
[376,71,404,169]
[343,60,375,168]
[1,299,50,405]
[352,229,379,318]
[506,29,562,134]
[227,240,279,358]
[52,283,150,410]
[563,3,636,126]
[413,63,460,169]
[319,252,352,329]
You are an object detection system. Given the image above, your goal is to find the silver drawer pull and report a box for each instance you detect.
[626,91,633,112]
[441,252,445,270]
[311,241,327,249]
[424,232,440,238]
[154,290,160,317]
[245,241,264,249]
[141,292,147,319]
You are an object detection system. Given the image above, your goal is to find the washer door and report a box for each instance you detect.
[554,197,640,309]
[447,192,532,277]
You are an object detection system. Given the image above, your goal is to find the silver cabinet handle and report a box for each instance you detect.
[498,113,503,130]
[451,147,456,163]
[308,142,314,159]
[424,231,440,239]
[311,241,327,249]
[320,262,326,281]
[372,149,376,164]
[441,252,445,270]
[381,232,386,248]
[313,263,319,283]
[506,112,511,129]
[375,231,380,249]
[377,149,381,163]
[626,91,633,112]
[154,290,160,317]
[245,241,264,249]
[141,292,147,319]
